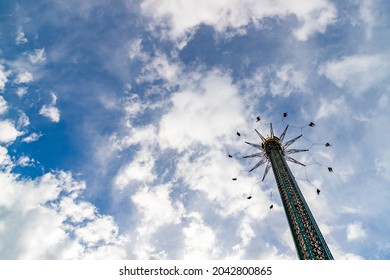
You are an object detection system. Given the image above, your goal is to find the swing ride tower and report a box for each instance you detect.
[244,123,333,260]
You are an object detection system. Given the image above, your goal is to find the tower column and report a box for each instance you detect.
[265,139,333,260]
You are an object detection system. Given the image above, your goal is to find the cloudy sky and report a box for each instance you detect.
[0,0,389,260]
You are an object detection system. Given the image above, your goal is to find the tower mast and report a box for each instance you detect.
[244,123,333,260]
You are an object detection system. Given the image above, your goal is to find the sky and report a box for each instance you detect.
[0,0,389,260]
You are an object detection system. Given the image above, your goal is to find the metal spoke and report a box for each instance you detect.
[243,152,263,158]
[255,129,266,142]
[280,125,289,142]
[262,161,271,181]
[283,134,302,149]
[245,141,262,150]
[285,156,305,166]
[285,149,309,154]
[249,158,268,172]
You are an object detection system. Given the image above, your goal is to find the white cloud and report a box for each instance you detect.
[0,120,22,143]
[347,221,366,241]
[16,87,28,97]
[131,184,185,258]
[138,53,181,83]
[22,132,42,143]
[122,96,146,119]
[239,69,266,96]
[319,53,390,94]
[375,150,390,180]
[127,39,148,61]
[0,158,130,259]
[28,48,47,64]
[16,28,28,45]
[0,146,12,168]
[59,196,96,223]
[39,92,60,123]
[75,216,119,246]
[329,244,364,260]
[291,1,337,41]
[315,96,346,120]
[14,71,34,84]
[229,216,256,258]
[114,147,156,190]
[0,65,10,91]
[39,105,60,122]
[15,207,69,259]
[158,70,245,151]
[17,112,30,128]
[0,96,8,114]
[338,165,355,183]
[182,212,219,259]
[50,91,58,104]
[238,217,255,247]
[17,155,34,167]
[111,123,159,152]
[132,184,184,236]
[358,0,378,39]
[378,94,388,109]
[270,64,307,97]
[140,0,337,43]
[353,113,370,123]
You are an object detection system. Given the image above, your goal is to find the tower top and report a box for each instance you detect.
[242,119,334,259]
[262,135,282,155]
[262,135,280,145]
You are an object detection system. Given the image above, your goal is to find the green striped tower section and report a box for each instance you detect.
[263,137,333,260]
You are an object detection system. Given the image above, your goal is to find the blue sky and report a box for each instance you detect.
[0,0,389,259]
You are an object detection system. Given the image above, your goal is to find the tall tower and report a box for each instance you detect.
[244,123,333,260]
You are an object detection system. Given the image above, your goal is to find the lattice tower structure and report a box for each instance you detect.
[262,136,333,259]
